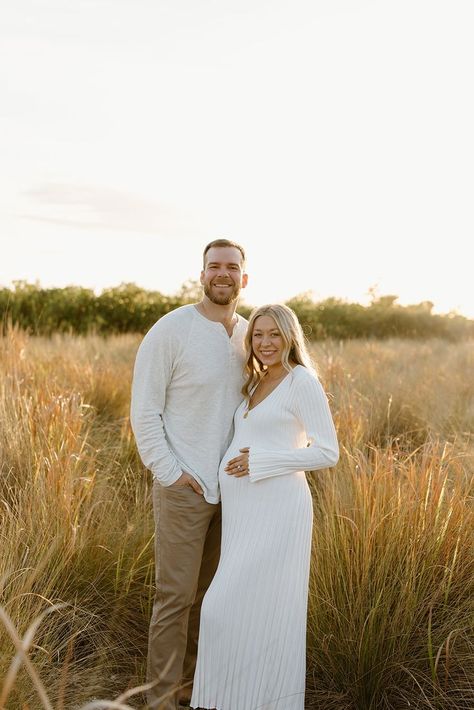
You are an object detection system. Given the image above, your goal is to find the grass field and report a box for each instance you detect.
[0,328,473,709]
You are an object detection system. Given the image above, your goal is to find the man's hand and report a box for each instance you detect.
[170,471,204,495]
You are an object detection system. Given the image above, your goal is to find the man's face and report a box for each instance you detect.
[200,246,248,306]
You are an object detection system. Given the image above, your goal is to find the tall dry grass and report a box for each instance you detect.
[307,339,474,709]
[0,329,152,708]
[0,329,473,709]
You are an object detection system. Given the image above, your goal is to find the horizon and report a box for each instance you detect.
[1,275,472,320]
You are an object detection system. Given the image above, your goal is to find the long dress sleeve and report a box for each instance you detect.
[248,372,339,483]
[130,323,183,487]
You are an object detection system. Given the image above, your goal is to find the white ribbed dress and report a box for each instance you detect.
[191,365,339,710]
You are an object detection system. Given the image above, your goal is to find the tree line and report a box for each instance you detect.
[1,281,473,340]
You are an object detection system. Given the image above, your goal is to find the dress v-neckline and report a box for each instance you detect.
[244,367,296,417]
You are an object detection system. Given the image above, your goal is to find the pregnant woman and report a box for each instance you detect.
[190,304,339,710]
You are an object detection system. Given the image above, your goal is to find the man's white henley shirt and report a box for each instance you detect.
[130,304,248,504]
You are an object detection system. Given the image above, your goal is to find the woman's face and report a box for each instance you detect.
[251,315,284,367]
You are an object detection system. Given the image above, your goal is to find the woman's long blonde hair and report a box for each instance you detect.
[242,304,315,401]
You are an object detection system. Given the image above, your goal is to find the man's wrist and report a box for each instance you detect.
[153,469,183,487]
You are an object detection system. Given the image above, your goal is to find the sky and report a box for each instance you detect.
[1,0,473,316]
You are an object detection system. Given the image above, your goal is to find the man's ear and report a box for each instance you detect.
[199,270,205,285]
[241,272,249,289]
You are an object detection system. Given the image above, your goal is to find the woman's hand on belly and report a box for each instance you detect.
[225,447,250,477]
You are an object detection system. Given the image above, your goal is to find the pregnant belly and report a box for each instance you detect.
[219,459,311,510]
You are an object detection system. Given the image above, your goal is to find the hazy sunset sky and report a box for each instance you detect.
[1,0,473,315]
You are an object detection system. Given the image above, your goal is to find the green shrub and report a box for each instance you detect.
[1,282,473,339]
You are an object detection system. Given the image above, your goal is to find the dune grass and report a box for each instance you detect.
[0,328,473,709]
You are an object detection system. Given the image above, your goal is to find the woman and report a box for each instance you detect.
[190,304,339,710]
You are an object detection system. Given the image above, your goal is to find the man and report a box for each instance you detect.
[130,239,248,709]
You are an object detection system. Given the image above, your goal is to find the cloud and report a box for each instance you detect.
[21,183,198,237]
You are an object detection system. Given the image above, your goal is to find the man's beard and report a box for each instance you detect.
[204,282,240,306]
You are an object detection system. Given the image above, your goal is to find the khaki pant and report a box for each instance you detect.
[146,481,221,709]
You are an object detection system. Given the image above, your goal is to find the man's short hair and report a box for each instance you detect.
[203,239,246,268]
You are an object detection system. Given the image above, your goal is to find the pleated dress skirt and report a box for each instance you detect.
[191,417,313,710]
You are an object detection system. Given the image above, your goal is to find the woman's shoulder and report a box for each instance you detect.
[289,364,326,402]
[291,364,319,384]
